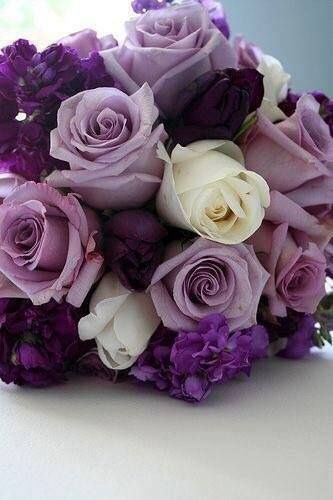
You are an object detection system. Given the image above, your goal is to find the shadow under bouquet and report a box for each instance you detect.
[0,0,332,403]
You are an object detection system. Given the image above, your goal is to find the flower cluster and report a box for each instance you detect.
[131,315,269,402]
[0,0,331,404]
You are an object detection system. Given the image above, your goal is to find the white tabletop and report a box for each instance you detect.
[1,347,332,500]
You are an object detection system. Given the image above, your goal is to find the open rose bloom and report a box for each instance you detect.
[0,0,332,403]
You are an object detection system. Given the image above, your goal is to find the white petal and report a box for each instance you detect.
[174,151,243,194]
[114,293,160,356]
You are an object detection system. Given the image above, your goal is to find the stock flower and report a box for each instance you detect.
[0,299,82,387]
[102,1,236,117]
[156,140,270,245]
[78,273,160,370]
[104,210,167,292]
[0,182,103,307]
[150,238,269,332]
[249,222,326,316]
[168,68,264,146]
[47,84,167,210]
[131,314,269,402]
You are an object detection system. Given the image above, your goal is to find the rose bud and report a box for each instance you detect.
[168,68,264,146]
[104,210,168,292]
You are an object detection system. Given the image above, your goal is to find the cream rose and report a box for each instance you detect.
[257,54,291,122]
[78,273,160,370]
[156,140,270,245]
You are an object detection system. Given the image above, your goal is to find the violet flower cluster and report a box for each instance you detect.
[131,315,269,402]
[0,0,331,404]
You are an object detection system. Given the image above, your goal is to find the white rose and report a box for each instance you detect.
[156,140,270,245]
[258,54,291,122]
[78,273,160,370]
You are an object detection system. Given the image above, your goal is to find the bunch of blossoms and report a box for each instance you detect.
[0,39,114,182]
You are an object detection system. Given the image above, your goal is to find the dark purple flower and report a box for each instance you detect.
[0,298,84,387]
[198,0,230,39]
[278,314,316,359]
[167,68,264,146]
[279,90,301,117]
[131,315,269,403]
[105,210,167,292]
[131,0,173,14]
[76,349,117,381]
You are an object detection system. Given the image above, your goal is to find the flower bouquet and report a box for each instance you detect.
[0,0,332,403]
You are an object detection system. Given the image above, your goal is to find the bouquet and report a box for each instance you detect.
[0,0,332,403]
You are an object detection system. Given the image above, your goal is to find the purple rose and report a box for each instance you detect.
[105,210,167,292]
[0,298,83,387]
[58,29,117,58]
[233,36,263,69]
[168,68,264,145]
[249,222,326,317]
[150,238,269,332]
[47,84,167,210]
[244,95,333,196]
[101,1,236,117]
[0,182,103,307]
[280,90,333,137]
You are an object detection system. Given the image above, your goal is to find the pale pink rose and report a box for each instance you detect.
[0,182,103,307]
[249,222,326,316]
[58,29,117,58]
[244,95,333,194]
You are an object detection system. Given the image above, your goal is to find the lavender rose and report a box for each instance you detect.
[101,1,236,117]
[105,209,167,292]
[244,95,333,196]
[0,172,25,202]
[58,29,117,58]
[249,222,326,316]
[234,36,263,70]
[47,84,167,210]
[0,182,103,307]
[150,238,269,332]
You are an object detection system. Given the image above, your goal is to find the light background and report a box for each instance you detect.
[0,0,332,95]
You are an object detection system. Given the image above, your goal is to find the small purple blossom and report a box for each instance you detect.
[0,299,84,387]
[131,315,269,403]
[131,0,173,14]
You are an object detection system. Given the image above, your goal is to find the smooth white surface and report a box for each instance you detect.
[1,347,332,500]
